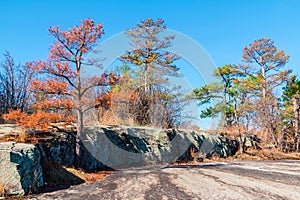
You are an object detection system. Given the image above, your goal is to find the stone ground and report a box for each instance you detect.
[29,160,300,200]
[0,124,21,137]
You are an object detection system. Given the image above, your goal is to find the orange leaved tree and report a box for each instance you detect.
[4,19,116,163]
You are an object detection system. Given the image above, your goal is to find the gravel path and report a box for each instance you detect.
[30,160,300,200]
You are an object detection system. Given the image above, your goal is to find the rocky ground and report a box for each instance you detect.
[0,124,21,137]
[30,160,300,200]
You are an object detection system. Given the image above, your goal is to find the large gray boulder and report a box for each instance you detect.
[38,126,239,171]
[78,126,239,169]
[0,142,43,195]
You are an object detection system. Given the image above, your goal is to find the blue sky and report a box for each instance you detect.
[1,0,300,76]
[0,0,300,74]
[1,0,299,128]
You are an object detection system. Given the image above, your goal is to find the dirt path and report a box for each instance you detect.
[30,160,300,200]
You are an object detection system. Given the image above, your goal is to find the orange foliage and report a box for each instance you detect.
[31,98,74,110]
[95,91,112,109]
[3,19,116,132]
[30,79,69,94]
[3,109,74,131]
[48,19,104,61]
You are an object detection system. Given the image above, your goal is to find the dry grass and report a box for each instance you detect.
[0,184,5,197]
[98,110,138,127]
[17,131,28,143]
[196,148,300,164]
[98,110,123,125]
[0,131,27,143]
[125,117,136,126]
[0,131,51,144]
[245,148,300,160]
[64,167,113,183]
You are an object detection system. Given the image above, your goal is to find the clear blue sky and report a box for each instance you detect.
[1,0,300,76]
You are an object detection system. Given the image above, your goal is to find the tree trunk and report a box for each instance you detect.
[75,60,83,167]
[293,96,300,151]
[233,102,245,154]
[261,65,266,99]
[270,125,279,147]
[75,110,83,166]
[144,64,149,94]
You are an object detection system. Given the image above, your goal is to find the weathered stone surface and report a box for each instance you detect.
[31,160,300,200]
[38,126,239,171]
[242,133,261,149]
[78,126,239,169]
[0,142,43,195]
[0,124,22,138]
[38,133,75,167]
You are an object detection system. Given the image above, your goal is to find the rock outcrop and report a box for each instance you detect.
[37,132,76,167]
[0,126,239,196]
[0,142,43,196]
[41,126,239,170]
